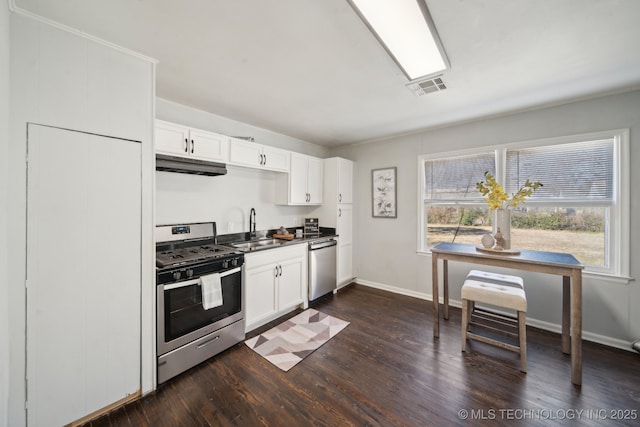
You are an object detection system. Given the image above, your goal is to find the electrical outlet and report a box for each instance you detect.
[293,217,300,226]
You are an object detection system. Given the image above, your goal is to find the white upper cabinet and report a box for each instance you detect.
[155,120,189,154]
[155,120,228,163]
[307,156,324,204]
[228,138,289,172]
[292,153,323,204]
[337,158,353,204]
[276,153,323,205]
[188,129,228,162]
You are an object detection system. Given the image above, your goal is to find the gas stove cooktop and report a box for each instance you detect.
[156,244,238,268]
[155,222,239,269]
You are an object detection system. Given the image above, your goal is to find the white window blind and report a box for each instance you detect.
[424,152,495,200]
[505,139,614,202]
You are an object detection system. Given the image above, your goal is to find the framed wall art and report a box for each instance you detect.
[371,167,397,218]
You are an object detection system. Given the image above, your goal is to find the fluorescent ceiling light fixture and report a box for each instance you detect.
[348,0,449,81]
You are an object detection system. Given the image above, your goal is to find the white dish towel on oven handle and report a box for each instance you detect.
[200,273,223,310]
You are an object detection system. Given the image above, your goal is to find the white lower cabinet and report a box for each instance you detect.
[245,244,308,332]
[337,204,353,286]
[338,242,353,287]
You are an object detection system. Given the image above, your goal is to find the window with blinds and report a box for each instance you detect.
[419,130,628,277]
[505,139,614,203]
[424,152,495,202]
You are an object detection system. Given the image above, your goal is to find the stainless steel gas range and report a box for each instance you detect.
[155,222,244,384]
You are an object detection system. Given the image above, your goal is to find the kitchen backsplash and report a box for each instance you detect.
[155,166,317,233]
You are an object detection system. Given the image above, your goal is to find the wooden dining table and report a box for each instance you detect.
[430,242,585,385]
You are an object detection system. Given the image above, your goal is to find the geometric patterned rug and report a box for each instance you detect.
[245,309,350,372]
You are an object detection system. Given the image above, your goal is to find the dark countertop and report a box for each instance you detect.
[217,226,337,253]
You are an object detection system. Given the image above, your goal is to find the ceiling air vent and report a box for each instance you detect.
[406,76,447,96]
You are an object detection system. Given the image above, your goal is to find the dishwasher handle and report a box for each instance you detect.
[309,239,337,250]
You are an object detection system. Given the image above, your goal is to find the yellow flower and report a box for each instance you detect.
[476,172,542,210]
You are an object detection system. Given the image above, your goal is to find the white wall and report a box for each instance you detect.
[8,11,155,426]
[1,2,10,426]
[155,99,329,233]
[333,90,640,350]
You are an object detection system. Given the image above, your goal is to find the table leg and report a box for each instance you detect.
[562,276,570,354]
[571,270,583,386]
[443,259,449,320]
[432,253,439,338]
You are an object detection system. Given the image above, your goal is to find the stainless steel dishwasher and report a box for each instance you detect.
[308,238,338,301]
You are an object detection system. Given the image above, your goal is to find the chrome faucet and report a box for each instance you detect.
[249,208,256,239]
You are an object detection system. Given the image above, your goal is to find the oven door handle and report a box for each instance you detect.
[162,267,241,291]
[218,267,242,278]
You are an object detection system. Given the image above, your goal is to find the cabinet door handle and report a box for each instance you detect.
[339,193,342,202]
[263,154,267,166]
[339,208,342,217]
[278,265,282,276]
[191,139,195,154]
[184,138,189,153]
[274,266,278,277]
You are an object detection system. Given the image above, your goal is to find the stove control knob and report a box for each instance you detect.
[172,271,181,281]
[186,269,194,278]
[231,258,238,267]
[222,260,229,269]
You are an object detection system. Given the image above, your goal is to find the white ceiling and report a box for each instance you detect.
[13,0,640,147]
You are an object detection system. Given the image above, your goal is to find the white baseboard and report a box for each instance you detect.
[353,278,636,353]
[354,278,432,301]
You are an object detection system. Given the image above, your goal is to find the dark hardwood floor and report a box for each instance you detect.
[85,284,640,426]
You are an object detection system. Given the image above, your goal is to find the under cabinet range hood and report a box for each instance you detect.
[156,153,227,176]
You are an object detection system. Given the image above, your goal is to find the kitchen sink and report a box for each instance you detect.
[230,238,283,250]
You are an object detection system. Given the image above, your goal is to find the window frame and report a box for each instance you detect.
[418,129,630,279]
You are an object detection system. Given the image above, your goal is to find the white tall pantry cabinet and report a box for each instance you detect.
[9,11,155,427]
[314,158,355,286]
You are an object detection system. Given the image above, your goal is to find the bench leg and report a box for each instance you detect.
[461,299,469,352]
[518,310,527,373]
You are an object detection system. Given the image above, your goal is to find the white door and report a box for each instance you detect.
[277,256,304,310]
[26,124,141,426]
[245,263,278,328]
[338,243,354,286]
[337,205,353,245]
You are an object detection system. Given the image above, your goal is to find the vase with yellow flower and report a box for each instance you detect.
[476,172,542,250]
